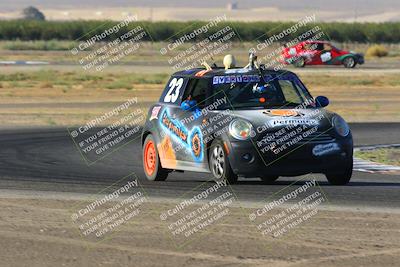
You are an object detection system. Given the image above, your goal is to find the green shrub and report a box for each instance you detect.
[366,45,389,57]
[2,40,77,50]
[0,20,400,43]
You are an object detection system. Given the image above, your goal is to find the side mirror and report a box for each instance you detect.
[180,99,197,111]
[315,96,329,107]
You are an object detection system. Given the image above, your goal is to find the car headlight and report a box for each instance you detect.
[229,119,253,140]
[332,116,350,137]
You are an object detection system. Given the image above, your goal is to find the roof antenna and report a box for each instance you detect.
[201,56,218,70]
[244,51,259,70]
[210,56,218,68]
[201,61,212,71]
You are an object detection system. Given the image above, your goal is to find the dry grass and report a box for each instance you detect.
[0,70,399,127]
[2,41,399,63]
[0,70,167,126]
[298,73,400,122]
[355,148,400,166]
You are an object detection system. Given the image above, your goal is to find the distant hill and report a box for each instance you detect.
[0,0,399,22]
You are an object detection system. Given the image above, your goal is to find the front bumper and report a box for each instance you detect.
[226,137,353,177]
[355,54,365,65]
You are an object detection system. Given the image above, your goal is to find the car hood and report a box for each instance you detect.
[224,108,334,131]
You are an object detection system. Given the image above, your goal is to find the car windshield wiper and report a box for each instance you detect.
[229,105,264,110]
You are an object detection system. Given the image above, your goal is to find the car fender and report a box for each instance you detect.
[336,53,355,63]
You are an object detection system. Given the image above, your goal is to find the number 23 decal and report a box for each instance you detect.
[164,78,183,103]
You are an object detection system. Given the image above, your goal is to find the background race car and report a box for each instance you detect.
[282,41,364,68]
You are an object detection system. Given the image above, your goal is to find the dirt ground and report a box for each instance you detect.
[1,195,399,267]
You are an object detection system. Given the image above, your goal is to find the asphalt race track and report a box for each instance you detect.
[0,123,399,209]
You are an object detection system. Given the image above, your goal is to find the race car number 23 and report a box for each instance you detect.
[164,78,183,103]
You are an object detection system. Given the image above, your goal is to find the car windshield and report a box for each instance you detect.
[212,73,314,109]
[331,42,341,50]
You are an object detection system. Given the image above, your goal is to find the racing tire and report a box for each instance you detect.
[293,57,306,68]
[343,57,356,68]
[325,159,353,185]
[259,175,279,184]
[143,134,168,181]
[209,140,238,184]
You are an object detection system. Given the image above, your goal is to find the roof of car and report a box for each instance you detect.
[171,67,297,78]
[301,40,330,44]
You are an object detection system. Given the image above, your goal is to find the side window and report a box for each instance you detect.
[324,43,332,51]
[161,77,186,104]
[182,79,197,100]
[279,80,303,103]
[303,43,311,50]
[182,78,210,108]
[316,43,324,51]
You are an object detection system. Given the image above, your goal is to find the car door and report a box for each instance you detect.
[173,77,211,171]
[328,45,344,65]
[309,42,324,65]
[157,76,211,172]
[156,75,189,170]
[319,43,335,64]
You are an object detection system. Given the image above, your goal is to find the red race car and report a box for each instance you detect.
[282,41,364,68]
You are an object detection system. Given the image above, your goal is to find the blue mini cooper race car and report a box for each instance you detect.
[142,55,353,185]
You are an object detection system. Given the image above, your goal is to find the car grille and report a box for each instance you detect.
[300,132,334,143]
[255,130,335,146]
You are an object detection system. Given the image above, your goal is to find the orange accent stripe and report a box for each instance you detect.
[223,142,230,155]
[195,70,211,77]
